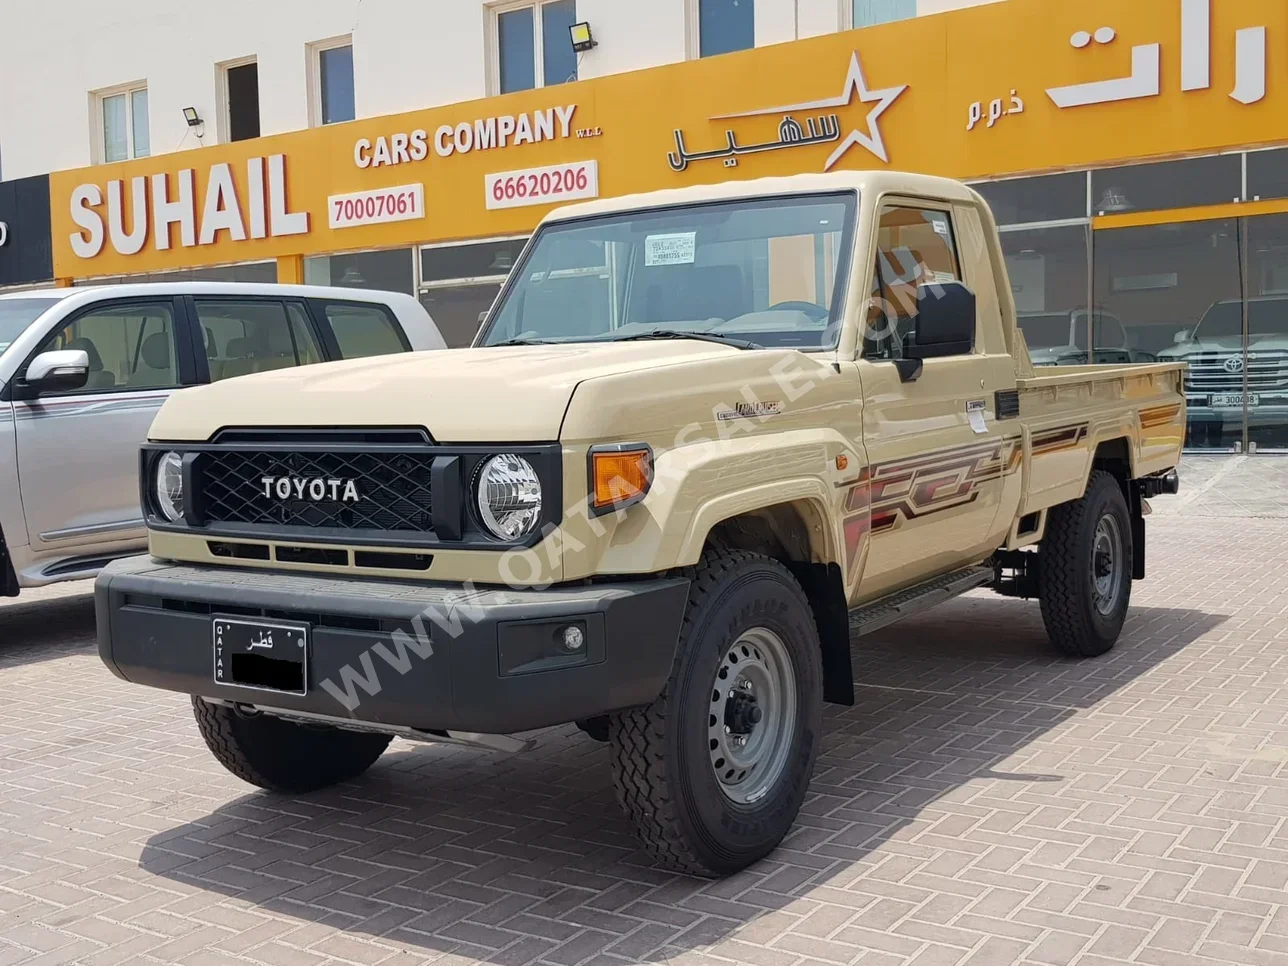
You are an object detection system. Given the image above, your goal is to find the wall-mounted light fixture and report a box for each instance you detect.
[569,21,597,53]
[182,107,202,127]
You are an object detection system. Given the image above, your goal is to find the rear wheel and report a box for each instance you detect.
[192,698,392,793]
[610,550,823,876]
[1038,471,1134,657]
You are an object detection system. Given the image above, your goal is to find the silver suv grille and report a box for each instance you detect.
[1182,350,1288,394]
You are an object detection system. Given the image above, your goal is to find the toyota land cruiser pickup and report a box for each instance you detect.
[96,172,1185,877]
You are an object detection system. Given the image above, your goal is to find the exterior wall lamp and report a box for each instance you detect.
[569,22,597,53]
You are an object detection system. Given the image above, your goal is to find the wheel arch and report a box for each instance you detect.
[1090,437,1145,579]
[701,499,854,707]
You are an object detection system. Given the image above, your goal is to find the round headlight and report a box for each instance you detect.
[155,451,185,523]
[476,454,542,540]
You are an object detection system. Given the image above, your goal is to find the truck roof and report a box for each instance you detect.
[546,170,981,223]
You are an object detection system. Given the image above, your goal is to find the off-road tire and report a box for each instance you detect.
[1039,471,1133,657]
[192,698,392,793]
[609,549,824,876]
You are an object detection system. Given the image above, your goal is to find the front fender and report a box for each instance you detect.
[560,430,854,579]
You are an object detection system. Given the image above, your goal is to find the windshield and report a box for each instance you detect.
[478,193,858,350]
[1193,299,1288,340]
[0,298,60,361]
[1017,314,1075,349]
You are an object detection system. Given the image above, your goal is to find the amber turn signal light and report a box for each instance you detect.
[590,446,653,513]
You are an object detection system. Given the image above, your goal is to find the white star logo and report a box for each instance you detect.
[711,51,909,169]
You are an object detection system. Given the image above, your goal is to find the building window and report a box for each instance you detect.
[851,0,916,28]
[1248,148,1288,202]
[311,39,356,126]
[695,0,755,57]
[420,236,529,347]
[492,1,578,95]
[1091,155,1242,216]
[304,248,415,295]
[96,84,149,163]
[973,173,1089,226]
[1094,220,1243,451]
[221,60,261,142]
[1001,225,1092,365]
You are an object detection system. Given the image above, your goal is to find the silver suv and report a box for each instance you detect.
[0,282,445,597]
[1158,297,1288,444]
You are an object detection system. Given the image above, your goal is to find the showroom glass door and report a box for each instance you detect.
[1092,219,1246,452]
[1244,214,1288,452]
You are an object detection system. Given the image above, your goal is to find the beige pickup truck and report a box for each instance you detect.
[96,171,1184,877]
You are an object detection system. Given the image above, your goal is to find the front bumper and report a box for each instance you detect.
[96,555,689,734]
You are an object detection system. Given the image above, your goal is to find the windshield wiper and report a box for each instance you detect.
[607,329,762,350]
[488,338,560,347]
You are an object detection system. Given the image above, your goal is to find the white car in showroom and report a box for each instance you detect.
[0,282,445,597]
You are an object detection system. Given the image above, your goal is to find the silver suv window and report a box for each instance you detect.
[197,300,322,382]
[35,301,178,392]
[0,298,60,360]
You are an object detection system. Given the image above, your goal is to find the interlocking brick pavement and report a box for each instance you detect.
[2,456,1287,966]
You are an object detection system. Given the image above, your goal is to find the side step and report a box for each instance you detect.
[849,566,994,638]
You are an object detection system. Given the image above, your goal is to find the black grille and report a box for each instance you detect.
[199,450,434,532]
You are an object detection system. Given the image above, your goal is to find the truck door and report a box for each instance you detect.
[851,202,1017,600]
[13,298,194,564]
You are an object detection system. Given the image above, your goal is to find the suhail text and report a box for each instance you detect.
[68,154,308,259]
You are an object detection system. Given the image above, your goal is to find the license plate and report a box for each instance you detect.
[213,617,309,695]
[1209,393,1259,407]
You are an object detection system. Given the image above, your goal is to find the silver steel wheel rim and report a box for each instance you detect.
[1091,513,1124,617]
[708,627,798,805]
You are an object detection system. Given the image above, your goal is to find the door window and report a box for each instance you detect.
[864,206,962,360]
[35,301,178,392]
[320,302,408,359]
[196,300,322,383]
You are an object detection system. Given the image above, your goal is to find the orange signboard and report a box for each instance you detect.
[49,0,1288,279]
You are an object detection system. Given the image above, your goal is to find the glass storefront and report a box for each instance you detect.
[1095,220,1243,450]
[1001,225,1091,365]
[976,152,1288,453]
[1245,214,1288,451]
[419,236,529,348]
[304,247,415,295]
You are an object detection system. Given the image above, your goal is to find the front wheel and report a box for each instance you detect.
[192,698,392,793]
[1038,471,1134,657]
[610,550,823,876]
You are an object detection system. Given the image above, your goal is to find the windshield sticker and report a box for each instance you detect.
[645,232,697,267]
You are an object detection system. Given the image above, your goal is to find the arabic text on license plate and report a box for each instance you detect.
[1209,393,1259,407]
[213,617,309,694]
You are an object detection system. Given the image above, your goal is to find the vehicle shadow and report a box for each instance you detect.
[0,589,96,668]
[138,597,1225,964]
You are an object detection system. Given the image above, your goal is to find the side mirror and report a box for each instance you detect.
[908,281,976,360]
[25,349,90,393]
[1173,329,1190,344]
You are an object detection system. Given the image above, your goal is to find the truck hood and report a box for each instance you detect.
[149,342,765,442]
